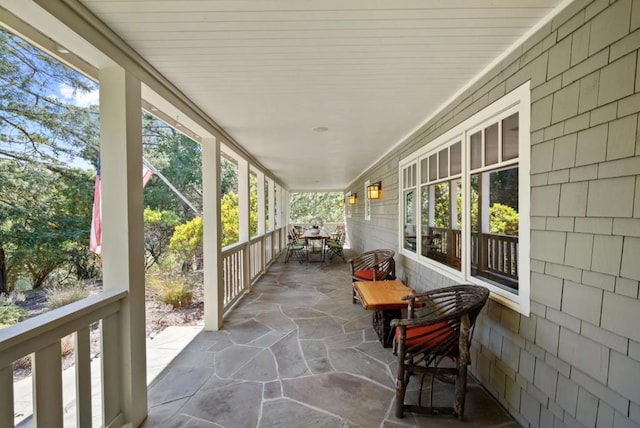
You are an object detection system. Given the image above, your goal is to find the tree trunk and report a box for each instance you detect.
[0,246,8,294]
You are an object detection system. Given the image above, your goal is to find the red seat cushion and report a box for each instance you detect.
[395,321,455,351]
[353,269,386,281]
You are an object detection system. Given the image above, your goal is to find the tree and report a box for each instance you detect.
[143,207,180,270]
[221,192,239,247]
[0,160,95,289]
[142,114,203,221]
[289,192,344,224]
[0,28,99,167]
[0,28,99,292]
[169,217,203,271]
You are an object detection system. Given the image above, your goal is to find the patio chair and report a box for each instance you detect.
[326,231,346,262]
[348,249,396,303]
[285,229,306,264]
[391,284,489,420]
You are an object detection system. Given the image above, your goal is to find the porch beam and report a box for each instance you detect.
[202,137,223,330]
[99,66,147,427]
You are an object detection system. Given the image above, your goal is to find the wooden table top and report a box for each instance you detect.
[353,280,414,310]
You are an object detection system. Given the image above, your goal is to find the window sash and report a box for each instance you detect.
[398,82,530,315]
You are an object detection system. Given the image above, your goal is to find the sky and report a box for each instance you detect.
[58,83,99,108]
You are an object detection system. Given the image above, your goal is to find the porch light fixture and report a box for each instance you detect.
[348,193,357,205]
[338,199,345,207]
[367,182,382,199]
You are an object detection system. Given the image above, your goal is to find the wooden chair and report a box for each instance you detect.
[348,249,395,303]
[391,284,489,420]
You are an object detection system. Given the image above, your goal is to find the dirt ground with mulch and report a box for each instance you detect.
[12,278,204,380]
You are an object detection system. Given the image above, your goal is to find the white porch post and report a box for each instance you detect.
[238,158,249,243]
[99,66,147,427]
[238,158,251,291]
[267,179,275,231]
[202,137,223,330]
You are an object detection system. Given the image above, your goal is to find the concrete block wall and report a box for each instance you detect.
[345,0,640,426]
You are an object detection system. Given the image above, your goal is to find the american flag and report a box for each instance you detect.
[89,161,153,255]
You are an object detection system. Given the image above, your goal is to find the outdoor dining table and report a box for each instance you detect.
[301,228,330,262]
[352,279,414,347]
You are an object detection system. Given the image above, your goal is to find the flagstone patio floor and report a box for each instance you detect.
[143,251,518,428]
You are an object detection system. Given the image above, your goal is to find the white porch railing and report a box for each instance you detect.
[0,290,127,428]
[0,227,288,426]
[222,227,286,313]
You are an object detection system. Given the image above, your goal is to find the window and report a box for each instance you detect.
[399,82,530,315]
[364,180,371,221]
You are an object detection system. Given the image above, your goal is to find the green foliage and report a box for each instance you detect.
[142,114,203,220]
[289,192,344,224]
[0,161,96,289]
[144,207,181,270]
[45,284,90,309]
[0,304,27,328]
[221,193,239,246]
[489,203,519,235]
[169,217,203,271]
[147,275,193,308]
[0,28,99,167]
[0,290,27,328]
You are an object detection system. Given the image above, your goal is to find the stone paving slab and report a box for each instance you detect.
[143,253,516,427]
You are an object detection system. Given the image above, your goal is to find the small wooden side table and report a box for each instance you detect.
[353,280,414,347]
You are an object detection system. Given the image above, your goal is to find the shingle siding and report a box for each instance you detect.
[346,1,640,426]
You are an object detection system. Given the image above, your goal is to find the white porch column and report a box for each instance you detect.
[202,137,223,330]
[275,184,282,229]
[257,171,265,236]
[267,179,275,231]
[99,66,147,427]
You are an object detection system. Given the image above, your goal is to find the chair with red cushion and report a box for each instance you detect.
[391,284,489,420]
[348,249,396,303]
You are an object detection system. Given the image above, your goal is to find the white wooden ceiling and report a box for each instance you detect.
[79,0,564,191]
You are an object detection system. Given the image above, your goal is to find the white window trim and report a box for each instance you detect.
[364,180,371,221]
[398,82,530,315]
[346,191,352,218]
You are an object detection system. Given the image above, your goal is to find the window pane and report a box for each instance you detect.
[404,190,416,252]
[410,164,416,187]
[423,181,461,271]
[429,154,438,181]
[438,149,448,179]
[470,131,482,170]
[450,141,461,175]
[420,158,429,184]
[470,166,519,292]
[485,123,499,166]
[420,186,430,257]
[502,113,519,161]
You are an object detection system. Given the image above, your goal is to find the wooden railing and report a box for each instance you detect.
[471,232,518,290]
[222,227,286,312]
[418,228,518,289]
[0,290,127,428]
[421,227,462,269]
[0,226,287,426]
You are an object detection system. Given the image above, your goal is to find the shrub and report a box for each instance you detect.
[0,304,27,328]
[148,275,193,308]
[45,284,90,309]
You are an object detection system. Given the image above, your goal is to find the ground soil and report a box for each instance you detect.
[12,279,204,380]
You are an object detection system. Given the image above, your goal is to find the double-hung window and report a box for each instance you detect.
[399,82,530,314]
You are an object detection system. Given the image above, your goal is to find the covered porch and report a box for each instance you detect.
[2,0,640,427]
